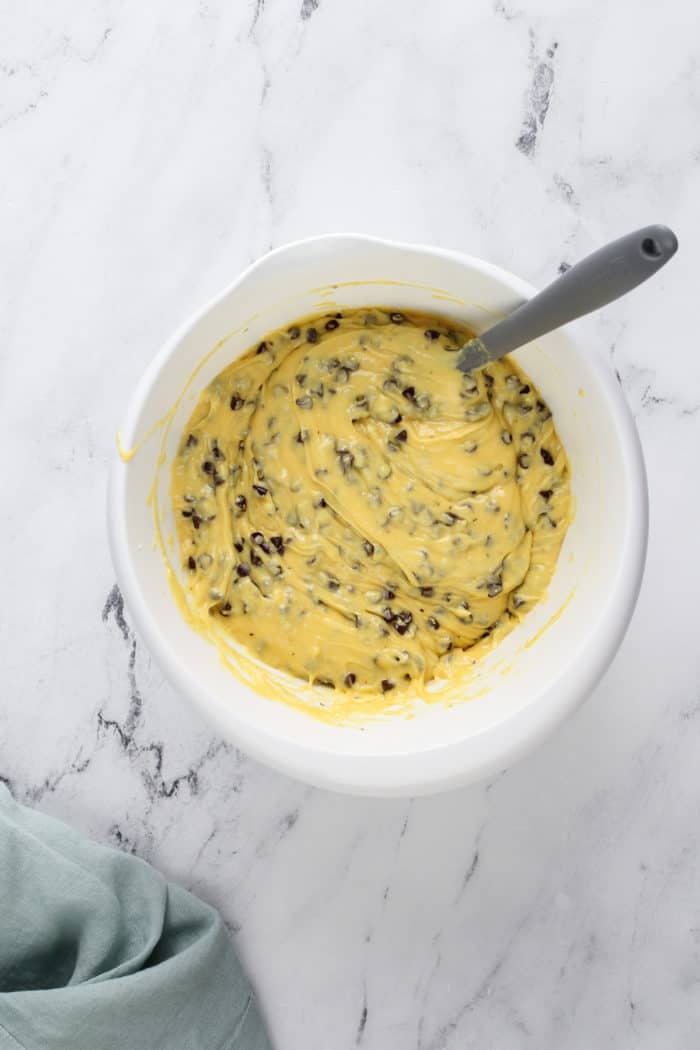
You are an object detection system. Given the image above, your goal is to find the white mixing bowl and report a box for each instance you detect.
[108,235,647,796]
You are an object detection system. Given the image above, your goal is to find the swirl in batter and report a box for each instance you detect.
[172,308,571,698]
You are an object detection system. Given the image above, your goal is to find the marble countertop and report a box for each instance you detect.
[2,0,699,1045]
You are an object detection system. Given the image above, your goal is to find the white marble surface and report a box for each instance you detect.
[2,0,700,1045]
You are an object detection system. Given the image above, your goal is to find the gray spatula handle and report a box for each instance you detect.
[457,224,678,371]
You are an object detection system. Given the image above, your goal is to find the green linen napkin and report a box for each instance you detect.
[0,785,271,1050]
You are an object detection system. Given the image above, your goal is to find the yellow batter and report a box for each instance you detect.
[172,308,571,700]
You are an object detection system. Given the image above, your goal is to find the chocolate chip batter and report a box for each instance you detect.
[172,308,571,698]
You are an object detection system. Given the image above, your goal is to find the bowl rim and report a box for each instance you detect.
[107,233,648,796]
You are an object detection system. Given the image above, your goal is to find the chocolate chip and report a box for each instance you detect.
[401,385,416,401]
[202,460,214,474]
[234,540,244,552]
[187,556,196,571]
[327,578,340,591]
[441,511,459,526]
[250,552,263,567]
[394,610,413,635]
[325,318,339,330]
[338,449,354,474]
[381,607,395,623]
[395,429,407,442]
[288,326,301,339]
[390,312,405,323]
[425,329,440,340]
[383,588,395,600]
[500,430,513,445]
[251,532,264,545]
[427,616,439,629]
[487,577,503,597]
[186,433,198,448]
[344,672,357,687]
[314,677,335,689]
[295,395,313,409]
[256,341,268,355]
[182,509,193,518]
[520,384,531,394]
[381,679,395,693]
[296,373,307,386]
[253,484,268,496]
[234,495,247,511]
[295,429,308,444]
[420,586,434,597]
[306,327,319,343]
[192,515,202,529]
[236,564,250,577]
[518,453,531,469]
[540,448,554,465]
[362,539,375,556]
[270,535,284,552]
[221,602,232,614]
[213,475,225,486]
[230,393,244,411]
[483,371,494,388]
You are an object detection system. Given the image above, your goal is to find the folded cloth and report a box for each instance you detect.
[0,785,271,1050]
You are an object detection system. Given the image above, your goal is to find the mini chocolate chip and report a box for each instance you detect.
[520,384,531,394]
[500,430,513,445]
[344,672,357,687]
[306,327,319,343]
[213,475,225,486]
[212,444,224,460]
[234,540,244,552]
[420,586,434,597]
[288,326,301,339]
[270,535,284,552]
[427,616,439,629]
[253,484,268,496]
[221,602,232,613]
[383,588,395,600]
[296,395,313,409]
[401,385,416,401]
[192,515,202,529]
[425,329,440,340]
[315,677,335,689]
[234,495,247,511]
[296,373,307,386]
[390,312,405,323]
[518,453,531,469]
[186,433,198,448]
[236,563,250,577]
[381,679,395,693]
[251,532,264,545]
[483,371,494,388]
[441,511,459,526]
[325,318,339,330]
[395,429,407,442]
[187,556,196,571]
[230,393,244,411]
[250,552,263,567]
[202,461,214,474]
[327,578,340,591]
[338,449,354,473]
[381,607,395,623]
[182,509,193,518]
[540,448,554,465]
[256,341,268,355]
[295,429,308,444]
[362,539,375,556]
[487,577,503,597]
[383,378,398,392]
[394,610,413,635]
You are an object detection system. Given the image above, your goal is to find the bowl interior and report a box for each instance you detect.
[110,236,646,795]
